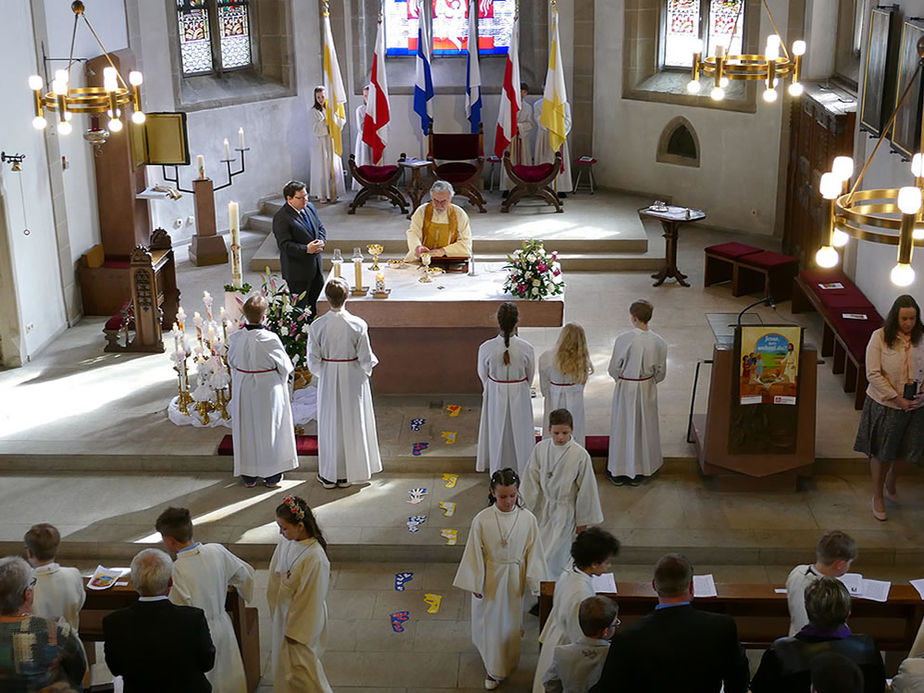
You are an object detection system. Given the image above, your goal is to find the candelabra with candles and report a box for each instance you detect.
[170,291,238,423]
[813,38,924,287]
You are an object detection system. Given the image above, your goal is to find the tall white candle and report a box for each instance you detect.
[229,201,242,288]
[196,155,205,179]
[223,138,231,160]
[238,127,245,149]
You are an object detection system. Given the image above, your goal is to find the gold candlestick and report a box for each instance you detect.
[195,399,213,425]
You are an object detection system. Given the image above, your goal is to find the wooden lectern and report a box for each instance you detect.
[691,321,817,490]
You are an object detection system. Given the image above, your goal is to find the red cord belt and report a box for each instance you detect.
[235,368,274,374]
[619,375,653,381]
[549,381,575,386]
[489,376,528,383]
[322,357,358,362]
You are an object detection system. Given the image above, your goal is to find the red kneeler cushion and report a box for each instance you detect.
[817,292,874,310]
[104,315,124,331]
[435,162,478,182]
[536,434,610,456]
[705,242,762,259]
[512,163,555,182]
[357,165,398,183]
[218,435,318,456]
[738,250,797,268]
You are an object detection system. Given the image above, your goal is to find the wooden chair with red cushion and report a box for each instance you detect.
[347,154,409,215]
[427,126,487,213]
[501,150,563,213]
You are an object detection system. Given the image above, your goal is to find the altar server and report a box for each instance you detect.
[521,408,604,581]
[308,277,382,488]
[268,496,332,693]
[227,295,299,488]
[351,85,372,191]
[156,507,255,693]
[607,299,668,485]
[476,302,536,475]
[532,528,621,693]
[309,86,345,203]
[542,596,620,693]
[453,468,546,690]
[516,83,536,165]
[538,324,593,446]
[24,523,85,630]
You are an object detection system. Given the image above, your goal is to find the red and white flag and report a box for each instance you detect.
[363,17,390,164]
[494,11,520,158]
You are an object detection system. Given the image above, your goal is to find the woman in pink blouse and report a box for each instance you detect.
[855,295,924,520]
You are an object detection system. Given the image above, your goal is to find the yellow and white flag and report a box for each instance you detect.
[322,11,348,157]
[540,5,568,153]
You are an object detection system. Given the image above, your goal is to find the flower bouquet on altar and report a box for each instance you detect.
[502,239,565,300]
[259,269,312,382]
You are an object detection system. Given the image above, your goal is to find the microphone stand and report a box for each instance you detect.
[736,295,775,326]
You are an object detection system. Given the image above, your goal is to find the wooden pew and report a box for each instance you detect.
[539,581,924,652]
[79,578,261,693]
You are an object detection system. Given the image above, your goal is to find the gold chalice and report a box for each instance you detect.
[419,252,432,283]
[367,244,384,271]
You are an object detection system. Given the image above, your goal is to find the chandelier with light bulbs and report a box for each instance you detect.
[686,0,806,103]
[27,1,144,144]
[813,39,924,288]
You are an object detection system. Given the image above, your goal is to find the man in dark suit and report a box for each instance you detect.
[273,180,327,320]
[103,548,215,693]
[590,553,749,693]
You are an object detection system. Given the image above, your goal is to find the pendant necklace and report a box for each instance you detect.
[284,541,311,579]
[494,507,520,547]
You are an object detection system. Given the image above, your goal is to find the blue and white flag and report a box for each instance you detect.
[464,0,482,134]
[413,0,434,135]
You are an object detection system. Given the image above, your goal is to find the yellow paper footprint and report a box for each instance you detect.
[442,473,459,488]
[440,529,458,545]
[439,501,456,517]
[424,593,442,614]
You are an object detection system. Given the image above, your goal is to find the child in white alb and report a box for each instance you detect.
[785,529,857,635]
[25,523,85,630]
[543,596,619,693]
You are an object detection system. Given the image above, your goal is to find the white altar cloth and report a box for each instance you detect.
[167,387,318,428]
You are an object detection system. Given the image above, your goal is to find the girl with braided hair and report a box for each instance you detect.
[267,496,332,692]
[453,468,547,690]
[476,302,537,475]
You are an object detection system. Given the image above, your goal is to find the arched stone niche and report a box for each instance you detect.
[656,117,700,168]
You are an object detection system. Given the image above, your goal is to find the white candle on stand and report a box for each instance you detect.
[238,127,245,149]
[196,155,205,179]
[228,201,242,288]
[223,138,231,160]
[354,259,363,289]
[177,307,186,331]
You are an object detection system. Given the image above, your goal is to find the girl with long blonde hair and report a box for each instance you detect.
[539,323,593,446]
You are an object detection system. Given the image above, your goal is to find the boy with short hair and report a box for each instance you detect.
[543,596,619,693]
[156,506,254,693]
[522,408,604,581]
[606,299,668,486]
[24,523,85,629]
[786,530,858,635]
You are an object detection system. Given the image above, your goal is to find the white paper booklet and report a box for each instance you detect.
[693,574,718,598]
[591,573,617,594]
[87,565,127,590]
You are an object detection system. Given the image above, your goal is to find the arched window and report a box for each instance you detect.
[177,0,253,76]
[663,0,745,69]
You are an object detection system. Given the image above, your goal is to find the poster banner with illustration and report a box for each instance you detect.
[737,325,802,406]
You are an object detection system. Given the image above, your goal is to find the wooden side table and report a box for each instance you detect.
[399,158,436,217]
[639,205,706,287]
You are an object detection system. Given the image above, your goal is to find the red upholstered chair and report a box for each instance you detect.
[501,150,563,213]
[427,126,487,213]
[347,154,408,215]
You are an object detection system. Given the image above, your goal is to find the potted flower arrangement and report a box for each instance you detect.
[223,281,252,323]
[257,270,312,388]
[502,239,565,300]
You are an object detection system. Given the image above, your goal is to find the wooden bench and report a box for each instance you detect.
[791,269,882,410]
[539,581,924,652]
[79,578,261,693]
[704,243,799,301]
[704,242,763,288]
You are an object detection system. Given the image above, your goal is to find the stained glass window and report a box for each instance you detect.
[218,0,252,69]
[385,0,515,57]
[177,0,213,75]
[177,0,252,76]
[663,0,745,69]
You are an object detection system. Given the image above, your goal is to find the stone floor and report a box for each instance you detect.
[3,189,923,691]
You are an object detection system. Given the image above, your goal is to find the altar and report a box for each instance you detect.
[317,262,564,393]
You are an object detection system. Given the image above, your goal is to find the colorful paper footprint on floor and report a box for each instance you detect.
[442,473,459,488]
[440,529,458,545]
[439,501,456,517]
[412,442,429,456]
[446,405,462,417]
[407,515,427,533]
[410,418,426,431]
[391,610,410,633]
[406,487,427,504]
[441,431,458,445]
[394,572,414,591]
[424,593,442,614]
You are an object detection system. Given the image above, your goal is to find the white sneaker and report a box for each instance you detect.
[484,677,499,690]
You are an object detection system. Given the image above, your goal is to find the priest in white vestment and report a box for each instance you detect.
[521,409,603,581]
[476,304,536,475]
[533,100,573,193]
[351,85,372,191]
[532,528,621,693]
[227,296,299,488]
[404,180,473,262]
[269,496,332,693]
[157,507,255,693]
[308,277,382,488]
[25,523,85,630]
[453,473,546,688]
[606,300,668,483]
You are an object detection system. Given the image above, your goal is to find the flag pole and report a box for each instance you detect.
[323,0,337,201]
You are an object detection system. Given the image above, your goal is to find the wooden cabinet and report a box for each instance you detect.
[782,83,857,267]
